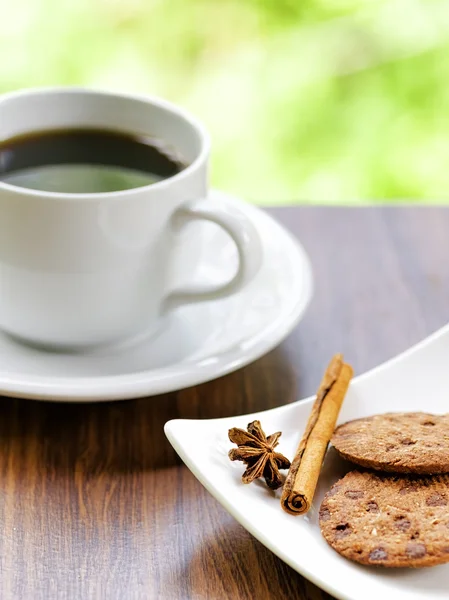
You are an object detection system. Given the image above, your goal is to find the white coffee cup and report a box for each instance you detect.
[0,87,262,349]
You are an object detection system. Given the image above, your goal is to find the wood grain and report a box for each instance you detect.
[1,206,449,599]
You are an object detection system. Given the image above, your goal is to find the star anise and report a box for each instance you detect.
[228,420,291,490]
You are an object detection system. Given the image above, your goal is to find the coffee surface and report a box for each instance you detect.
[0,128,185,193]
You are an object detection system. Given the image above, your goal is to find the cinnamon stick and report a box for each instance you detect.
[281,354,353,515]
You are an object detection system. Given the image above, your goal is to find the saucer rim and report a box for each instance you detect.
[0,190,313,401]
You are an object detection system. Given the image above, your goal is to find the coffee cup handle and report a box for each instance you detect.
[163,196,263,311]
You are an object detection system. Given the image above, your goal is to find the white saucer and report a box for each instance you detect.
[0,190,313,402]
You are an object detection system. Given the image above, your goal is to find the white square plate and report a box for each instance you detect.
[165,325,449,600]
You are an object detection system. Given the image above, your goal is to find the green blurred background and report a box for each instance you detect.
[2,0,449,205]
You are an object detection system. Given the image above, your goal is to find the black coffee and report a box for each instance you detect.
[0,128,186,193]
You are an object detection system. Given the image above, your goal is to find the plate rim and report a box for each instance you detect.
[0,190,313,401]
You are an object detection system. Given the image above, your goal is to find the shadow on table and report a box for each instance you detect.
[158,519,331,600]
[0,345,301,473]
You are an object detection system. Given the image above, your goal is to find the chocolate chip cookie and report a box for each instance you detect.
[319,470,449,567]
[331,412,449,474]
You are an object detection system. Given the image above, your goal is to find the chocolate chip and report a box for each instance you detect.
[401,438,416,445]
[422,420,436,426]
[394,516,411,531]
[327,485,340,497]
[426,493,447,507]
[406,543,427,559]
[366,501,379,513]
[399,486,417,495]
[319,507,330,521]
[369,547,388,561]
[385,444,395,452]
[345,490,364,499]
[443,547,449,554]
[335,523,351,539]
[410,531,420,540]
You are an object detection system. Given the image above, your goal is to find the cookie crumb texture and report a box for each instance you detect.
[319,471,449,567]
[332,413,449,474]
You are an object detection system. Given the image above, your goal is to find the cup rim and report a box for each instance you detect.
[0,86,210,201]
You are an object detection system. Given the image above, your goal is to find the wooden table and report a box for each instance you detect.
[1,206,449,600]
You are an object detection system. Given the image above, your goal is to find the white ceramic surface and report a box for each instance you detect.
[0,190,312,401]
[0,87,262,348]
[165,324,449,600]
